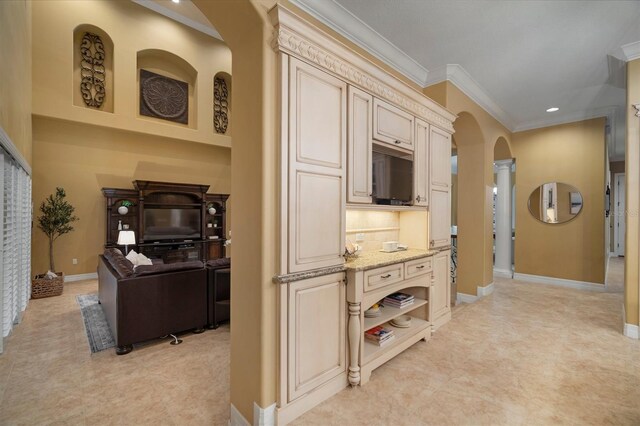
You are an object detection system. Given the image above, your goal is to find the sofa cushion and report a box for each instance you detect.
[132,260,204,277]
[103,248,135,278]
[206,257,231,269]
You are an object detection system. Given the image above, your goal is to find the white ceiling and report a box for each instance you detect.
[136,0,640,161]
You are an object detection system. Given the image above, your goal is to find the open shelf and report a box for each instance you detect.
[363,317,430,363]
[363,298,428,331]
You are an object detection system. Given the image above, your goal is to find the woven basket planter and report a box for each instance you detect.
[31,272,64,299]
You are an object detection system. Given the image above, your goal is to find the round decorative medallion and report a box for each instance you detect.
[141,75,188,119]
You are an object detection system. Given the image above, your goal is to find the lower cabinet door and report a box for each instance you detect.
[288,273,346,401]
[432,250,451,320]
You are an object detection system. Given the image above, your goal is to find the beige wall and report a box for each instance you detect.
[424,81,512,295]
[0,0,32,164]
[32,0,231,148]
[31,116,230,275]
[512,118,606,284]
[193,0,279,421]
[625,59,640,326]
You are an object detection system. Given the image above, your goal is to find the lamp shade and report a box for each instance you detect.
[117,230,136,245]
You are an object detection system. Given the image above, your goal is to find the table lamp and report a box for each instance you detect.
[117,230,136,255]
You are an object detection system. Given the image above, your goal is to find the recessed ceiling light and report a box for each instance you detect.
[546,107,559,112]
[172,0,180,3]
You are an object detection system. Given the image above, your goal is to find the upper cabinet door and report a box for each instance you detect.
[413,119,429,207]
[289,58,347,272]
[429,127,451,192]
[373,98,414,151]
[290,58,346,170]
[347,86,373,204]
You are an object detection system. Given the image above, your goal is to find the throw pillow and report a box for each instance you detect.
[126,249,139,266]
[135,252,153,267]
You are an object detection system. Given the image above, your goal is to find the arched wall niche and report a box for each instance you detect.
[136,49,198,129]
[214,71,232,135]
[72,24,114,112]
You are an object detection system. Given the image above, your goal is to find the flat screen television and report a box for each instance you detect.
[372,149,413,205]
[144,208,201,241]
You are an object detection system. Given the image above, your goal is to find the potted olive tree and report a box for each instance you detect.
[32,187,79,298]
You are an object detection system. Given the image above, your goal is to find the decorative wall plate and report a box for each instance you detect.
[139,69,188,124]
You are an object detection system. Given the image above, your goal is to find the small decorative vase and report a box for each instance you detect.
[208,207,216,215]
[118,206,128,215]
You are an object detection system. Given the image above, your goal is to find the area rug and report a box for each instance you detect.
[76,293,115,353]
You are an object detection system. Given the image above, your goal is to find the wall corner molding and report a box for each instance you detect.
[477,282,495,297]
[269,4,456,133]
[624,323,639,339]
[288,0,429,87]
[621,40,640,62]
[457,282,494,304]
[230,403,251,426]
[493,268,513,279]
[253,402,276,426]
[426,64,514,130]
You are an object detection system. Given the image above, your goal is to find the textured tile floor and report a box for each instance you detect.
[0,280,230,425]
[1,257,637,425]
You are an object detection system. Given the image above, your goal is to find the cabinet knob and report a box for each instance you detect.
[381,274,392,279]
[430,240,435,247]
[394,140,401,145]
[416,195,421,202]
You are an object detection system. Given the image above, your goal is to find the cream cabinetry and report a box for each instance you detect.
[429,126,452,249]
[413,118,430,207]
[346,253,434,386]
[347,86,373,204]
[286,273,347,400]
[373,98,415,151]
[431,250,451,331]
[288,57,347,272]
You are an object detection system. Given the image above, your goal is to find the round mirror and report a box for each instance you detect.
[528,182,583,224]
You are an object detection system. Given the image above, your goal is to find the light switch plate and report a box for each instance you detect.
[72,258,78,265]
[355,233,365,242]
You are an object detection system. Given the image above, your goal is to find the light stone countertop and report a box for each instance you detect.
[344,248,439,271]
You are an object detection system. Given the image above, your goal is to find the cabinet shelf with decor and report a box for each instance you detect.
[102,181,229,262]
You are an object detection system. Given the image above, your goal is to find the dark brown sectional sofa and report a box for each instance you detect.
[98,248,230,355]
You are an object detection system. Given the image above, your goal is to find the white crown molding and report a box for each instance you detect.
[621,40,640,62]
[514,106,616,133]
[426,64,514,131]
[513,273,605,292]
[0,126,31,175]
[269,5,456,133]
[131,0,223,41]
[289,0,429,86]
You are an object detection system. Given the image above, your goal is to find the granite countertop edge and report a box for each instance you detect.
[273,265,347,284]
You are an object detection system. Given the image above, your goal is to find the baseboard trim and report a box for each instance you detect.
[624,323,639,339]
[457,281,494,304]
[513,273,605,292]
[64,272,98,283]
[254,402,276,426]
[493,268,512,278]
[230,403,251,426]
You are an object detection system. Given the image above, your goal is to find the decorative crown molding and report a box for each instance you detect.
[289,0,429,86]
[427,64,514,130]
[621,40,640,62]
[269,5,455,133]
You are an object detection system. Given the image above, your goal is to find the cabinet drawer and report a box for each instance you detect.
[405,257,432,280]
[373,98,414,151]
[364,264,404,292]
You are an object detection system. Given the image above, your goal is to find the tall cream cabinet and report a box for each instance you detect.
[347,86,373,204]
[287,57,347,273]
[428,126,452,249]
[431,250,452,330]
[271,4,456,424]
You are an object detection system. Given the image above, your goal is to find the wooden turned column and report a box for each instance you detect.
[347,302,361,386]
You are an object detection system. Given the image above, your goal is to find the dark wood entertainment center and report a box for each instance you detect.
[102,180,229,262]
